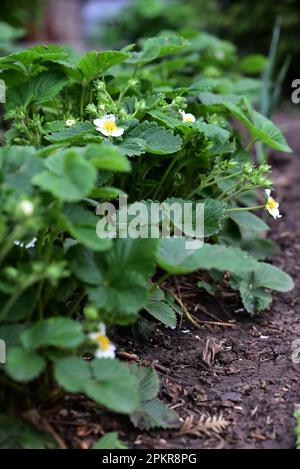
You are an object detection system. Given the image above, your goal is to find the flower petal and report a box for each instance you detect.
[98,322,106,335]
[104,114,116,122]
[95,344,116,359]
[88,332,98,341]
[111,127,124,137]
[265,189,271,198]
[93,118,104,127]
[96,127,111,137]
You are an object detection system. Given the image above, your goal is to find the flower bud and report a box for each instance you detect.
[84,304,98,320]
[17,199,34,217]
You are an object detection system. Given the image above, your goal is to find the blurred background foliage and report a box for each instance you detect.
[0,0,299,86]
[93,0,299,91]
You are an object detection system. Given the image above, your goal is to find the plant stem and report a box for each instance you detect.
[0,226,24,265]
[218,181,242,200]
[153,154,180,200]
[68,291,86,317]
[187,170,243,199]
[155,272,170,286]
[0,275,39,321]
[225,204,265,213]
[246,138,255,152]
[80,82,87,119]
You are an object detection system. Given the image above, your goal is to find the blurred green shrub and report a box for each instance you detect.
[91,0,217,49]
[208,0,300,88]
[0,22,24,55]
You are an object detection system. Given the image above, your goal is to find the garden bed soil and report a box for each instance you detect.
[41,112,300,449]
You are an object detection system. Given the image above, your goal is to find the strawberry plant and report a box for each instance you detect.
[0,33,294,447]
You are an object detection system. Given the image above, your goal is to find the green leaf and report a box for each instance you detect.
[45,122,95,144]
[240,284,272,314]
[229,211,269,233]
[147,110,180,129]
[70,239,157,324]
[20,318,85,350]
[249,110,292,153]
[198,94,291,153]
[84,144,131,172]
[199,92,242,107]
[33,149,97,201]
[87,273,149,324]
[7,72,67,109]
[0,415,53,449]
[239,54,267,74]
[0,290,35,323]
[157,239,258,274]
[130,364,160,401]
[203,199,225,236]
[54,357,92,392]
[253,262,294,292]
[162,197,224,238]
[92,432,127,449]
[195,122,230,144]
[0,21,24,42]
[0,44,69,68]
[90,186,125,199]
[241,238,277,260]
[6,347,45,382]
[117,137,145,157]
[67,245,103,285]
[129,365,179,430]
[0,324,25,347]
[0,146,43,195]
[84,359,139,414]
[62,204,112,252]
[77,51,130,82]
[235,262,293,313]
[144,288,177,328]
[131,399,179,430]
[131,35,189,65]
[127,121,182,155]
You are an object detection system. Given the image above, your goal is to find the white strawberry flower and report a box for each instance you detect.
[265,189,282,219]
[93,114,124,137]
[88,322,116,359]
[179,109,196,123]
[65,118,75,127]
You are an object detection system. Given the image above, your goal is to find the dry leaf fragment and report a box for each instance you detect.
[179,413,229,438]
[201,337,224,367]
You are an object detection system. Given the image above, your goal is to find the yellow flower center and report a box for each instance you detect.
[96,335,110,351]
[184,116,194,123]
[103,120,117,133]
[267,197,277,210]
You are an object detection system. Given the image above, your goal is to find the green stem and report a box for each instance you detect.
[222,184,261,203]
[68,291,86,317]
[80,82,87,119]
[0,226,25,265]
[218,181,242,200]
[153,154,180,200]
[225,204,265,213]
[0,275,39,321]
[35,232,55,319]
[222,189,245,203]
[187,170,243,199]
[246,138,255,152]
[155,272,170,286]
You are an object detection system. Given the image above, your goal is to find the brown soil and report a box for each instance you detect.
[44,112,300,449]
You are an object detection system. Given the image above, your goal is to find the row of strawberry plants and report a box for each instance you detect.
[0,33,293,448]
